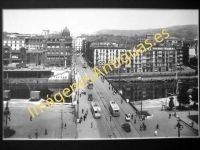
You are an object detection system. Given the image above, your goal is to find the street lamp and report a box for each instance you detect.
[174,117,183,137]
[119,67,125,94]
[4,101,11,138]
[77,78,79,119]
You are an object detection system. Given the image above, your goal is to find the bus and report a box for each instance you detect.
[91,102,101,118]
[109,100,120,117]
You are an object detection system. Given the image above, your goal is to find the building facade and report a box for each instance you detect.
[72,37,85,52]
[25,36,46,50]
[85,42,180,73]
[3,37,25,51]
[44,27,72,67]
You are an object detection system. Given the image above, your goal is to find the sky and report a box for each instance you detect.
[3,9,198,36]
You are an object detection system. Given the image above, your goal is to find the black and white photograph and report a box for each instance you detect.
[2,9,199,140]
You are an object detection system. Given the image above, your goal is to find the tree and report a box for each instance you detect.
[177,85,190,109]
[169,97,175,110]
[191,87,198,103]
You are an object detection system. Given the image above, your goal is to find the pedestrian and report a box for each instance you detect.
[79,117,82,124]
[45,129,47,135]
[134,119,136,124]
[169,113,171,119]
[191,121,194,127]
[64,123,66,128]
[30,116,32,121]
[142,122,145,127]
[121,99,123,104]
[86,109,88,115]
[82,109,84,114]
[140,125,143,131]
[29,135,31,139]
[110,115,112,121]
[156,123,159,129]
[35,129,38,138]
[91,122,93,128]
[144,124,146,131]
[83,115,86,121]
[154,130,157,136]
[131,114,133,119]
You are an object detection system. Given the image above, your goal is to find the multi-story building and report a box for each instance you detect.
[24,36,46,50]
[164,37,178,45]
[3,37,25,51]
[3,45,26,66]
[136,36,146,44]
[44,27,72,67]
[174,43,189,67]
[86,42,180,73]
[146,34,154,43]
[72,37,85,52]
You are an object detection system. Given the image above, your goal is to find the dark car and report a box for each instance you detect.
[121,123,131,132]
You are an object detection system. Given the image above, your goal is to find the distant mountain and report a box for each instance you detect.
[93,24,198,39]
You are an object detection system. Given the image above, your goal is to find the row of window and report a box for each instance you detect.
[4,41,24,43]
[47,57,67,59]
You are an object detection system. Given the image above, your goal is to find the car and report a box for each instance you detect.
[121,123,131,132]
[125,114,131,121]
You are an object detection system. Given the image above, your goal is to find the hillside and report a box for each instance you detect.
[93,24,198,39]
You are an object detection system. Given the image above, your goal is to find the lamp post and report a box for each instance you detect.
[4,101,11,138]
[174,117,183,137]
[119,67,125,94]
[77,78,79,119]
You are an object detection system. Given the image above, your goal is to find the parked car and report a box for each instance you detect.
[121,123,131,132]
[125,114,131,122]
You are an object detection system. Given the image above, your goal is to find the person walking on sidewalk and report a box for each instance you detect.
[169,113,171,119]
[83,115,86,121]
[64,123,66,128]
[91,122,93,128]
[45,129,47,135]
[35,129,38,139]
[30,115,32,121]
[156,123,159,129]
[82,109,84,114]
[80,117,82,124]
[121,99,123,104]
[134,119,136,124]
[131,114,133,119]
[191,121,194,127]
[140,125,143,131]
[110,115,112,121]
